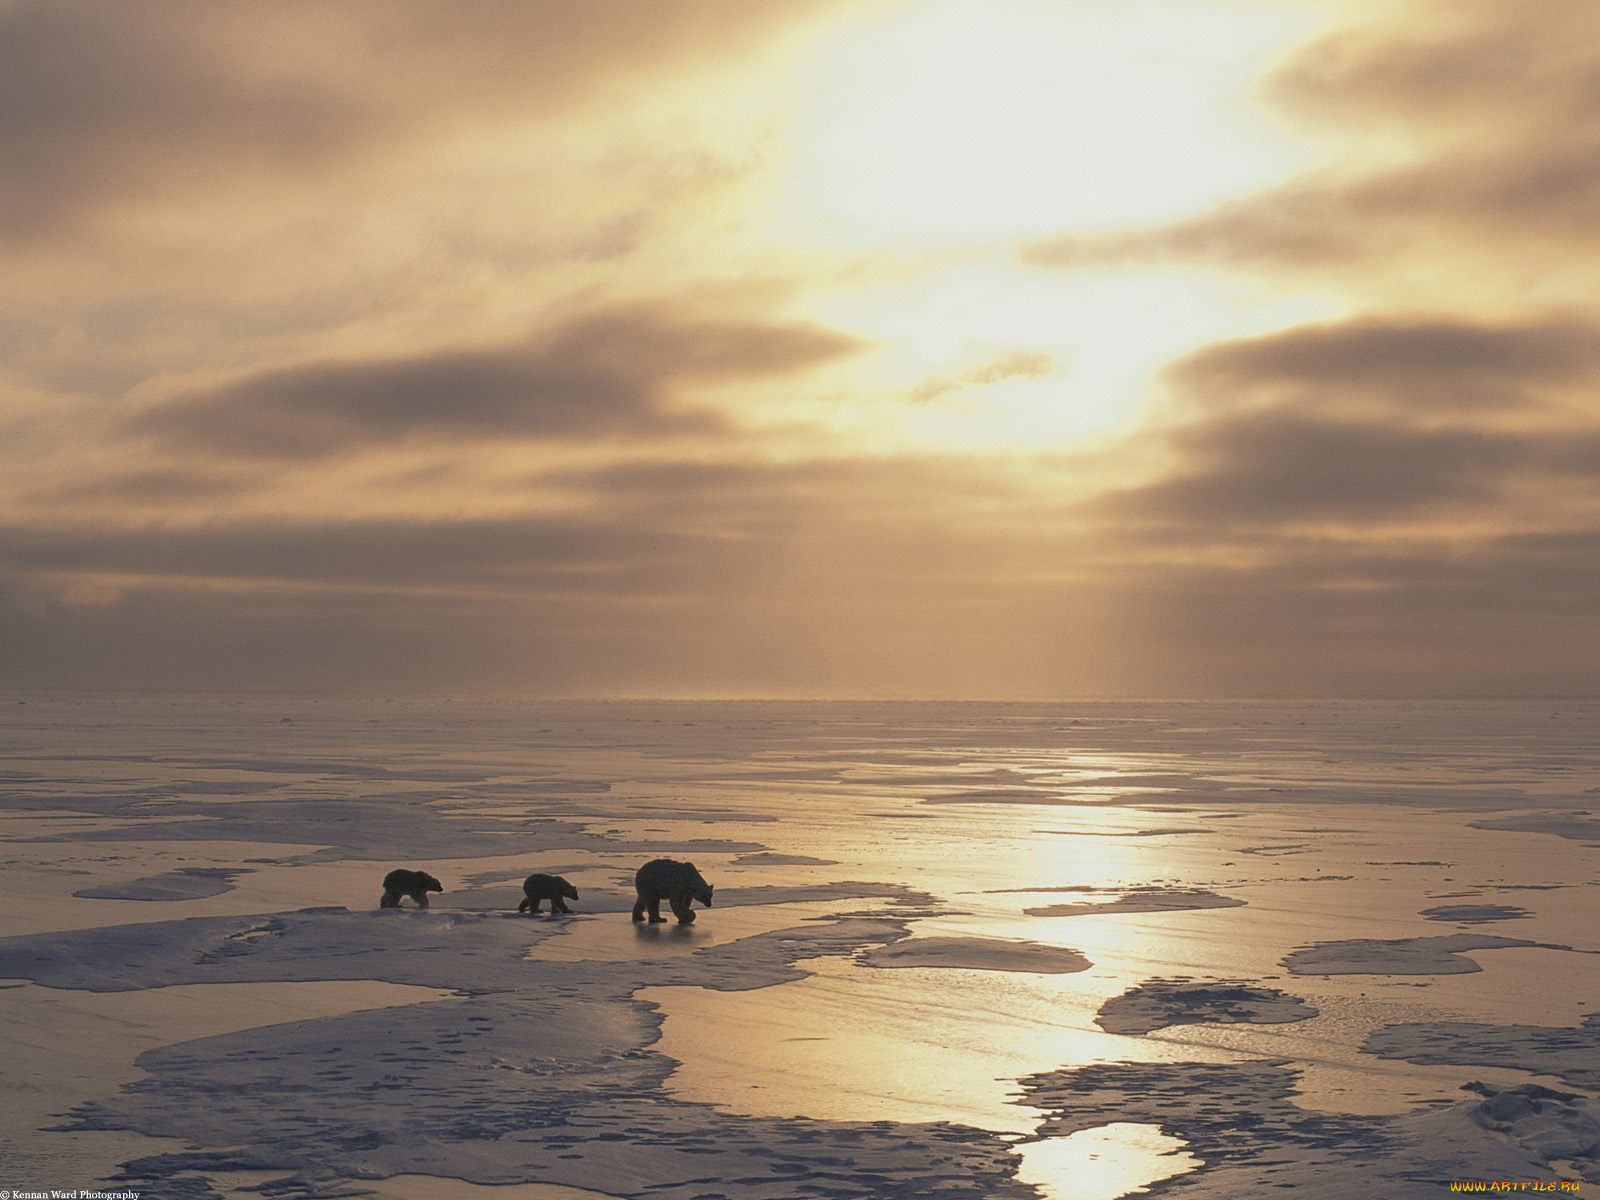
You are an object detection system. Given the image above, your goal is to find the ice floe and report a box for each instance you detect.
[1095,979,1318,1035]
[858,936,1091,974]
[1283,934,1563,976]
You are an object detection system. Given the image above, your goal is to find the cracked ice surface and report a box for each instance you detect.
[4,695,1600,1197]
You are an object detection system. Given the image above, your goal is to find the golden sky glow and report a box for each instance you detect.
[769,0,1320,244]
[2,0,1597,696]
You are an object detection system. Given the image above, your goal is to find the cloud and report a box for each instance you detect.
[5,0,1598,698]
[1018,2,1600,692]
[24,468,261,506]
[3,435,1596,696]
[1264,5,1598,131]
[0,451,1019,593]
[0,451,1067,694]
[1025,184,1372,270]
[1027,2,1600,272]
[1029,149,1600,271]
[1097,412,1522,526]
[1084,313,1600,529]
[0,571,702,693]
[0,1,838,243]
[1169,316,1600,412]
[907,349,1056,405]
[127,305,863,458]
[1083,529,1600,696]
[0,513,710,591]
[0,3,370,241]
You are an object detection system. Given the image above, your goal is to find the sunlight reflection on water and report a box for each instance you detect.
[640,954,1233,1134]
[6,696,1597,1198]
[1015,1123,1199,1200]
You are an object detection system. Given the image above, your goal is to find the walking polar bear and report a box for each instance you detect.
[632,859,713,924]
[380,869,442,909]
[518,873,579,915]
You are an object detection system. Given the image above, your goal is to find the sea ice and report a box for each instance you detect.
[74,866,247,901]
[858,936,1091,973]
[1365,1013,1600,1092]
[1419,903,1532,924]
[1095,979,1318,1035]
[1283,934,1560,975]
[1022,886,1245,917]
[4,695,1598,1197]
[1022,1061,1598,1195]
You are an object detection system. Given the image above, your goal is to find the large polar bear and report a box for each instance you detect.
[631,859,713,924]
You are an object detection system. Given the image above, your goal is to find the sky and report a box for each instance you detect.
[2,0,1597,698]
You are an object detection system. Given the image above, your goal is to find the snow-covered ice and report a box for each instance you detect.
[2,695,1597,1197]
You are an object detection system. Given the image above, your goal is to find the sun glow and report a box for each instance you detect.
[782,261,1336,449]
[768,0,1322,250]
[742,0,1334,447]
